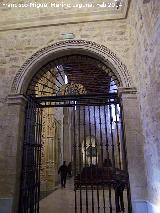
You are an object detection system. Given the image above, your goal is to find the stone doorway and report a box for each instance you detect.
[18,54,132,213]
[8,40,147,213]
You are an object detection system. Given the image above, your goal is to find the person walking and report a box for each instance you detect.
[58,161,68,188]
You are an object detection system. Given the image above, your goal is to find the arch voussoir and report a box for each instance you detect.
[11,40,133,95]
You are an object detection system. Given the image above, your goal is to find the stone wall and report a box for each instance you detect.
[0,6,138,204]
[0,0,128,30]
[0,18,132,98]
[0,0,159,212]
[0,18,134,202]
[128,0,160,208]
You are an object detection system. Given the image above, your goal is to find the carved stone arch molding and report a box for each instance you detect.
[11,40,134,95]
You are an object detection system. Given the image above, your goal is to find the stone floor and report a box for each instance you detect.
[40,178,75,213]
[40,178,128,213]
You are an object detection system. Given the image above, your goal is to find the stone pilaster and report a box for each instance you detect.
[118,87,147,201]
[6,95,27,213]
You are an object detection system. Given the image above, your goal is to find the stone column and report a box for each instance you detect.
[119,88,147,209]
[6,95,27,213]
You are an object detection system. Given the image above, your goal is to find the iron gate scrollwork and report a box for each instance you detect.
[19,98,42,213]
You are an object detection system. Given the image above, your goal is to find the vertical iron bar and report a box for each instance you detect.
[103,101,112,213]
[83,105,89,213]
[34,107,38,213]
[29,100,35,213]
[32,101,37,213]
[25,101,30,213]
[26,101,32,213]
[98,105,106,213]
[104,104,113,213]
[115,186,119,213]
[109,101,120,213]
[88,105,94,213]
[73,104,77,213]
[37,107,43,213]
[29,100,35,212]
[114,104,121,170]
[108,185,112,213]
[93,106,100,213]
[103,105,110,164]
[36,106,39,212]
[33,101,37,213]
[78,106,83,213]
[109,103,116,169]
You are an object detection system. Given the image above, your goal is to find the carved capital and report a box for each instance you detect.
[7,95,27,106]
[118,87,137,99]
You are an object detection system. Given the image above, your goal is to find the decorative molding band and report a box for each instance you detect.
[118,87,137,96]
[11,40,133,95]
[7,95,27,106]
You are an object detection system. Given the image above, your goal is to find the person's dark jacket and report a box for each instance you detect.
[58,165,68,177]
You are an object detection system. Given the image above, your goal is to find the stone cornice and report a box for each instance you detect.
[0,0,129,31]
[7,95,27,106]
[118,87,137,99]
[118,87,137,94]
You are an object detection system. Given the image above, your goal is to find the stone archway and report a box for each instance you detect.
[10,40,133,96]
[8,40,147,213]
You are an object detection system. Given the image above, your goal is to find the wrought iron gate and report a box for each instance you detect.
[70,94,132,213]
[19,94,132,213]
[19,98,42,213]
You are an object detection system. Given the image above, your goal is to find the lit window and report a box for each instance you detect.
[65,75,68,84]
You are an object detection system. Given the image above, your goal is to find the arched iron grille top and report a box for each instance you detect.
[27,54,120,97]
